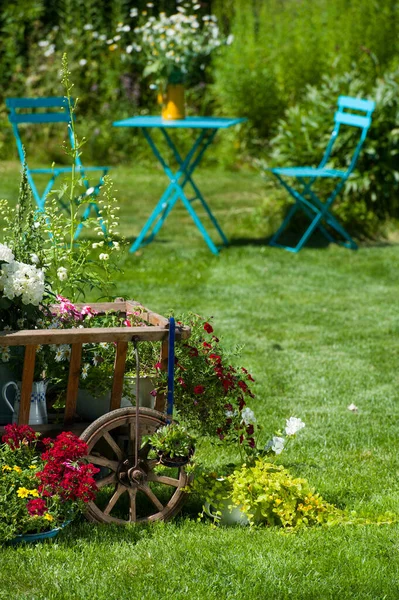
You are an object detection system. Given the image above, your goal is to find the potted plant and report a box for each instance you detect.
[188,416,315,527]
[148,423,195,467]
[190,458,339,528]
[112,3,232,119]
[0,424,99,543]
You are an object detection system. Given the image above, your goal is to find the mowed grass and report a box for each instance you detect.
[1,160,399,599]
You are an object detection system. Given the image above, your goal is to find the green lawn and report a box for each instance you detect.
[1,162,399,599]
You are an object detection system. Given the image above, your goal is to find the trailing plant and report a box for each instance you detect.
[190,458,340,528]
[157,313,256,445]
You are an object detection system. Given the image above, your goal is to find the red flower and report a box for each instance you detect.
[204,322,213,334]
[238,380,248,392]
[203,342,212,350]
[27,498,47,516]
[246,424,254,436]
[209,353,221,363]
[188,346,199,357]
[193,385,205,395]
[238,398,246,410]
[155,362,162,370]
[2,424,37,449]
[178,377,187,388]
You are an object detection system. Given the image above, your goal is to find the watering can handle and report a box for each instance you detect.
[2,381,18,413]
[203,502,220,521]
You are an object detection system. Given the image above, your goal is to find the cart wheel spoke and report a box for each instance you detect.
[81,408,190,524]
[104,484,126,516]
[87,454,119,471]
[96,473,118,489]
[147,473,180,488]
[140,483,164,511]
[103,431,124,460]
[128,488,137,522]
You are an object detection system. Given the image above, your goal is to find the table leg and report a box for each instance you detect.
[130,127,227,254]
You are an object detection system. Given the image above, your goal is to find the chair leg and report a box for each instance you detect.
[269,202,301,249]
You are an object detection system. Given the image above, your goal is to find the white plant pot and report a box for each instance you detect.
[76,376,156,421]
[0,364,16,425]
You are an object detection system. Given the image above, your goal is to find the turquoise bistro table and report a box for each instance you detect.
[113,116,246,254]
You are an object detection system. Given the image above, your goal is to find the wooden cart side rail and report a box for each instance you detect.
[0,326,189,346]
[126,301,169,327]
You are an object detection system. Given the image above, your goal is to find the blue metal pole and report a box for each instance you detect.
[166,317,176,419]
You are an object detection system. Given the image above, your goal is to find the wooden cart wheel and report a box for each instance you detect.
[80,407,191,524]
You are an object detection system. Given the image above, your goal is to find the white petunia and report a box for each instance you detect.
[285,417,305,436]
[0,243,14,263]
[0,261,45,306]
[265,436,285,455]
[57,267,68,281]
[241,407,256,425]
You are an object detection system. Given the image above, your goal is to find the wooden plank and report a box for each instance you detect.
[19,345,36,425]
[126,301,169,327]
[64,343,82,424]
[154,339,168,412]
[51,301,127,315]
[0,326,173,346]
[110,342,128,411]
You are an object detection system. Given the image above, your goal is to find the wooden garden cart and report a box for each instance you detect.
[0,300,192,524]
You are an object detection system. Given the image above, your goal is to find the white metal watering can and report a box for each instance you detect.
[2,380,48,425]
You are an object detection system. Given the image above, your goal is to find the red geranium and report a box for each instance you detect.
[27,498,47,516]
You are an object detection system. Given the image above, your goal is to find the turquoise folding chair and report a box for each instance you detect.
[6,96,110,235]
[268,95,375,252]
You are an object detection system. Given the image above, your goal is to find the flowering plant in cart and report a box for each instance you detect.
[0,424,99,542]
[158,314,257,455]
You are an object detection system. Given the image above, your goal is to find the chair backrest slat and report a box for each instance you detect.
[338,96,375,112]
[6,97,68,109]
[334,111,372,129]
[9,113,71,124]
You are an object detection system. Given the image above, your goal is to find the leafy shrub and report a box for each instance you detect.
[190,458,340,528]
[264,67,399,236]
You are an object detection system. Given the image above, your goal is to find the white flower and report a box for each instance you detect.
[112,241,120,250]
[266,436,285,455]
[30,253,40,264]
[226,34,234,45]
[241,407,256,425]
[126,45,133,54]
[0,261,45,306]
[57,267,68,281]
[38,40,50,47]
[130,8,138,17]
[79,59,87,66]
[85,187,95,196]
[99,342,109,348]
[285,417,305,436]
[0,243,14,263]
[225,410,235,418]
[99,253,109,261]
[348,403,358,412]
[93,354,101,366]
[83,24,93,30]
[82,364,90,379]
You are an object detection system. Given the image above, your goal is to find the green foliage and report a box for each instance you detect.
[264,67,399,235]
[190,458,340,528]
[148,423,195,459]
